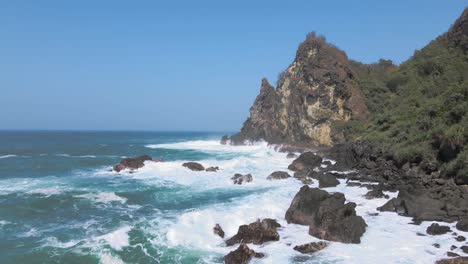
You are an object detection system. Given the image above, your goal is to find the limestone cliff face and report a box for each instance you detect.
[232,33,368,146]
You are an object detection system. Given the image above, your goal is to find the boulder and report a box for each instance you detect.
[317,173,340,188]
[364,189,389,199]
[461,246,468,254]
[456,235,466,242]
[220,135,230,145]
[113,155,153,172]
[225,219,280,246]
[206,166,220,172]
[436,257,468,264]
[288,152,323,172]
[293,171,314,185]
[182,162,205,171]
[456,218,468,231]
[224,244,264,264]
[285,186,367,243]
[427,223,451,235]
[448,252,461,257]
[231,174,253,185]
[293,241,328,254]
[267,171,291,180]
[213,224,225,238]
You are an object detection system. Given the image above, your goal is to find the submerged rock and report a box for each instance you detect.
[231,173,253,185]
[182,162,205,171]
[427,223,451,235]
[224,244,264,264]
[213,224,225,238]
[293,241,328,254]
[206,166,220,172]
[288,152,323,172]
[436,257,468,264]
[287,152,297,159]
[285,186,367,243]
[113,155,153,172]
[225,218,280,246]
[267,171,291,180]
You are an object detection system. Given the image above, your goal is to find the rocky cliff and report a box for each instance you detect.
[231,33,369,146]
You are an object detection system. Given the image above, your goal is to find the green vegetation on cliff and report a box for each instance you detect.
[346,9,467,180]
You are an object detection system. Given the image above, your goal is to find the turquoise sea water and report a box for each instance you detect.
[1,131,465,264]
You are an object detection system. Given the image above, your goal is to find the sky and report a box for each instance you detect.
[0,0,466,131]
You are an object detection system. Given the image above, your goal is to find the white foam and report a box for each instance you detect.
[0,154,17,159]
[146,140,269,154]
[75,192,127,204]
[97,226,132,251]
[27,187,63,196]
[99,252,125,264]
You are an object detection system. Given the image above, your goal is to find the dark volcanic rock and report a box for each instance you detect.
[213,224,225,238]
[220,135,230,145]
[427,223,451,235]
[206,166,219,172]
[293,171,314,185]
[113,155,153,172]
[448,252,461,257]
[224,244,264,264]
[456,218,468,232]
[225,219,281,246]
[293,241,328,254]
[288,152,323,172]
[182,162,205,171]
[461,246,468,254]
[267,171,291,180]
[364,189,389,199]
[456,235,466,242]
[285,186,367,243]
[317,173,340,188]
[287,152,297,159]
[231,174,253,185]
[436,257,468,264]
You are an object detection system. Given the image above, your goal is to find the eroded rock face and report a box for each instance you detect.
[231,174,253,185]
[225,219,281,246]
[267,171,291,180]
[231,33,368,146]
[427,223,451,235]
[113,155,153,172]
[293,241,328,254]
[224,244,264,264]
[288,152,323,172]
[285,186,367,243]
[182,162,205,171]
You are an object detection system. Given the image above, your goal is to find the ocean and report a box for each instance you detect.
[0,131,464,264]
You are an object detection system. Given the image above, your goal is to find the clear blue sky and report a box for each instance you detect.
[1,1,466,131]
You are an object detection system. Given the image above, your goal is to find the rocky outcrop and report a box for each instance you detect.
[225,219,281,246]
[182,162,205,171]
[213,224,225,238]
[231,33,368,146]
[285,186,367,243]
[288,152,323,171]
[206,166,219,172]
[231,174,253,185]
[113,155,153,172]
[224,244,264,264]
[267,171,291,180]
[436,257,468,264]
[293,241,328,254]
[426,223,451,235]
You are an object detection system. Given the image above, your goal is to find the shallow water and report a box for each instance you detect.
[0,131,466,263]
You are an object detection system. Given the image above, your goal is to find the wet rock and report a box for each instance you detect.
[293,241,328,254]
[224,244,264,264]
[231,174,253,185]
[451,245,458,250]
[206,166,219,172]
[322,160,333,167]
[448,252,460,257]
[220,135,230,145]
[364,189,389,199]
[346,182,362,187]
[267,171,291,180]
[456,235,466,242]
[427,223,451,235]
[113,155,153,172]
[317,173,340,188]
[213,224,225,238]
[288,152,323,172]
[456,218,468,232]
[436,257,468,264]
[287,152,297,159]
[225,219,281,246]
[182,162,205,171]
[285,186,367,243]
[433,243,441,248]
[461,246,468,254]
